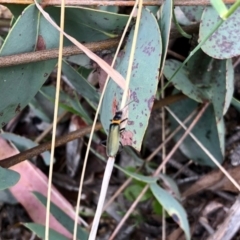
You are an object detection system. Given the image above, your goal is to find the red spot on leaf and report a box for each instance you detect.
[121,130,133,146]
[112,98,118,115]
[36,35,46,51]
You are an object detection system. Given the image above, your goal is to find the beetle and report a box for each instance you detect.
[106,110,127,157]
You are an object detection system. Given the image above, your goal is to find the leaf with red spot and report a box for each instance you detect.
[1,4,128,128]
[101,8,162,151]
[200,5,240,59]
[0,5,58,128]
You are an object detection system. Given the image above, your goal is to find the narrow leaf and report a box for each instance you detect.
[33,192,88,240]
[0,167,20,190]
[150,183,190,240]
[24,223,68,240]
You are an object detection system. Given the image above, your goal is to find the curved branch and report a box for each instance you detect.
[0,123,102,168]
[0,38,119,68]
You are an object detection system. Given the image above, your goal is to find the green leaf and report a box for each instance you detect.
[0,167,20,190]
[150,183,190,240]
[0,132,51,165]
[172,8,191,39]
[163,59,205,103]
[40,85,91,123]
[200,6,240,59]
[24,223,68,240]
[159,0,172,74]
[66,54,91,67]
[62,61,99,105]
[29,97,52,123]
[0,4,58,128]
[180,6,204,22]
[0,5,127,128]
[33,192,88,240]
[164,49,234,120]
[124,183,152,202]
[188,49,234,120]
[168,95,223,167]
[158,173,181,200]
[120,169,157,184]
[47,6,129,42]
[146,6,160,15]
[210,0,228,19]
[101,8,162,151]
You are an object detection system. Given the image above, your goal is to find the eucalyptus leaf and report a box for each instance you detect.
[200,5,240,59]
[158,173,181,200]
[0,189,17,204]
[164,49,234,121]
[33,192,88,240]
[62,61,99,105]
[0,4,58,128]
[173,7,191,39]
[47,6,128,43]
[188,49,234,120]
[101,8,162,151]
[168,95,223,167]
[0,167,20,190]
[24,223,68,240]
[163,59,205,103]
[0,4,127,128]
[150,183,190,240]
[159,0,172,74]
[180,6,205,22]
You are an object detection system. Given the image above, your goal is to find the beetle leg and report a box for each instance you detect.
[120,127,125,133]
[120,118,128,123]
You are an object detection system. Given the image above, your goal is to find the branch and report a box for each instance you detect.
[0,38,119,68]
[0,23,199,68]
[0,0,236,6]
[0,123,102,168]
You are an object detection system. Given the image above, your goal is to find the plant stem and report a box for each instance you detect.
[0,38,119,68]
[224,0,240,18]
[0,123,102,168]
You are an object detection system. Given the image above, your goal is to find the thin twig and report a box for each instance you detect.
[0,24,198,68]
[0,0,235,6]
[0,123,102,168]
[0,38,119,68]
[0,95,186,168]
